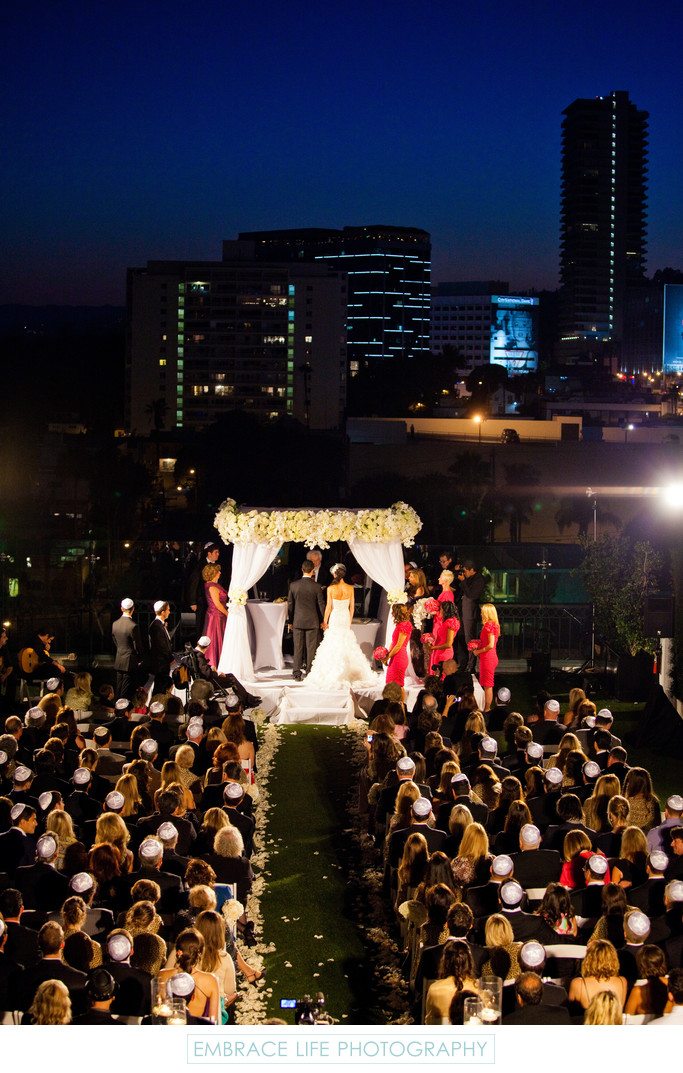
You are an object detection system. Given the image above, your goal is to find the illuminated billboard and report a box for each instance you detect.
[490,295,539,373]
[663,284,683,375]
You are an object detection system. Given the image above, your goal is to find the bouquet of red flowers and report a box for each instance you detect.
[424,598,440,613]
[420,633,435,646]
[467,639,479,651]
[373,646,389,661]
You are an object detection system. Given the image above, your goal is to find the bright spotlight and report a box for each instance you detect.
[662,483,683,510]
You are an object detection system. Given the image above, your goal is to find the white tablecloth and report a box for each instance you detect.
[246,600,288,671]
[350,619,382,659]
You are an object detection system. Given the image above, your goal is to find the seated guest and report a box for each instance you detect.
[480,913,522,982]
[502,971,572,1025]
[568,938,627,1010]
[425,939,479,1025]
[623,944,672,1020]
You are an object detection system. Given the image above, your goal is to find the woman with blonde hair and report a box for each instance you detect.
[443,803,473,859]
[94,812,132,870]
[568,939,627,1009]
[583,772,622,833]
[64,671,94,712]
[559,829,594,889]
[583,989,624,1025]
[124,899,163,938]
[546,732,582,774]
[470,604,500,712]
[457,711,487,763]
[25,979,71,1025]
[611,825,649,889]
[195,807,232,857]
[195,909,238,1023]
[623,767,660,833]
[221,713,256,769]
[451,821,491,889]
[155,761,195,811]
[45,809,77,869]
[471,764,502,813]
[173,744,203,802]
[432,759,461,807]
[564,687,587,729]
[158,927,220,1024]
[481,914,522,981]
[114,772,143,819]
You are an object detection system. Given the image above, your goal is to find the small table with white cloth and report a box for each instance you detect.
[246,599,289,672]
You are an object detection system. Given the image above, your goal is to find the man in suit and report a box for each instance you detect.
[457,560,484,671]
[185,542,221,634]
[502,972,572,1025]
[307,549,324,584]
[288,559,325,681]
[148,601,174,694]
[112,598,144,702]
[15,833,69,912]
[533,698,566,748]
[125,837,183,921]
[511,823,563,890]
[19,921,88,1016]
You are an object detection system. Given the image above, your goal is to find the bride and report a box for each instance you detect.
[303,563,380,689]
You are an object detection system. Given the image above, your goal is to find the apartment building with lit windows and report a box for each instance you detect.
[126,240,347,433]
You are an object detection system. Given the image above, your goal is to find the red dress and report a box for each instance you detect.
[477,622,500,688]
[429,616,459,672]
[203,581,228,668]
[386,620,413,686]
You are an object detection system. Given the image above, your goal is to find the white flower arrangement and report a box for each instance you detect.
[387,589,408,605]
[228,588,248,605]
[221,898,244,927]
[214,500,421,549]
[411,597,428,628]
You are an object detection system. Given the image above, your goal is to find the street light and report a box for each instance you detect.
[586,488,598,665]
[473,414,482,444]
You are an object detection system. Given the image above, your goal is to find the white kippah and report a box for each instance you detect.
[412,797,432,819]
[497,687,511,703]
[13,765,32,783]
[481,736,497,755]
[46,677,61,692]
[545,767,563,786]
[521,940,545,968]
[153,601,166,614]
[38,791,54,811]
[187,721,203,740]
[224,782,243,801]
[150,701,165,715]
[0,750,7,766]
[520,824,541,846]
[583,761,600,779]
[158,822,178,841]
[70,872,94,894]
[597,708,613,721]
[105,791,125,811]
[397,756,415,774]
[667,794,683,812]
[115,698,130,711]
[10,803,26,822]
[500,880,523,906]
[140,738,157,757]
[649,850,669,872]
[627,910,650,938]
[140,838,162,861]
[527,743,543,761]
[121,598,134,611]
[26,707,45,726]
[588,854,608,875]
[108,933,132,961]
[491,854,513,877]
[225,693,240,709]
[545,699,560,713]
[197,636,211,648]
[37,834,58,859]
[73,767,91,785]
[667,880,683,903]
[168,972,195,997]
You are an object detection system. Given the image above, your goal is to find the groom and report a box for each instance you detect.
[288,559,325,681]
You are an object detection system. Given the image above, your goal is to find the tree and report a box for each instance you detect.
[500,463,541,543]
[555,497,621,539]
[578,535,664,656]
[465,363,508,407]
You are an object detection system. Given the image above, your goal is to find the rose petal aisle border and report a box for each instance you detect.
[341,718,413,1024]
[234,718,281,1024]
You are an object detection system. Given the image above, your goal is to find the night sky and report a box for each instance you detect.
[2,0,682,305]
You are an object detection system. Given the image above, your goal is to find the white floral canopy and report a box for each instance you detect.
[213,500,422,679]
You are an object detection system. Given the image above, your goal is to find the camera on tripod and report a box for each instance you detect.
[280,992,332,1024]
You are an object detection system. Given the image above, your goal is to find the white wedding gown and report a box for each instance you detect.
[304,598,380,690]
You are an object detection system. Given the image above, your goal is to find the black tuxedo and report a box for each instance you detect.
[503,1002,572,1025]
[148,616,173,690]
[4,920,40,968]
[19,958,88,1015]
[135,811,196,856]
[533,720,565,747]
[288,575,325,678]
[108,961,153,1016]
[0,828,36,875]
[112,613,144,700]
[510,848,563,889]
[15,861,70,912]
[125,865,182,919]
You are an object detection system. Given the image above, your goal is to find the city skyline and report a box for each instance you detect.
[2,0,682,305]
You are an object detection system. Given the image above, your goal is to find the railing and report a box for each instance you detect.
[497,603,592,661]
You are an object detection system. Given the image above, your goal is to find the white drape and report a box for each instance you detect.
[217,541,282,679]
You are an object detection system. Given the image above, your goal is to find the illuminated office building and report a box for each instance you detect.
[240,226,432,376]
[126,240,347,433]
[558,91,648,362]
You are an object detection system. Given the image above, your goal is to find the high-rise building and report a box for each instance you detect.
[126,240,347,433]
[558,90,648,362]
[240,226,432,376]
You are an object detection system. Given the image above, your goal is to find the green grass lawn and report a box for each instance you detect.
[250,674,683,1025]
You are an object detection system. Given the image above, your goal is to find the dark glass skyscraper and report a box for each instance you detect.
[558,91,648,361]
[240,225,431,376]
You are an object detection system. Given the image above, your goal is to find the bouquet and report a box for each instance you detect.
[467,639,479,651]
[424,598,439,613]
[373,646,389,661]
[420,633,435,646]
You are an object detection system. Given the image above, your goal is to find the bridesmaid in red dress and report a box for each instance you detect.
[472,603,500,712]
[384,603,413,699]
[202,563,229,669]
[437,569,455,603]
[427,600,460,673]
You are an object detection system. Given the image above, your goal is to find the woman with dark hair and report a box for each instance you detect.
[623,767,660,833]
[426,600,460,673]
[589,883,630,948]
[158,927,220,1023]
[486,776,523,838]
[491,800,532,856]
[624,945,672,1019]
[611,825,649,889]
[425,939,479,1024]
[383,604,414,693]
[414,851,458,903]
[89,841,130,914]
[395,832,429,909]
[537,882,578,939]
[304,563,379,689]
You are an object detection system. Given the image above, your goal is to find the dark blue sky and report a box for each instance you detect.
[2,0,681,304]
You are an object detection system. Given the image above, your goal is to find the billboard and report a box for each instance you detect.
[663,284,683,375]
[490,295,539,373]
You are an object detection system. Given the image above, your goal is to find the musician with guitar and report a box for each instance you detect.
[19,630,66,681]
